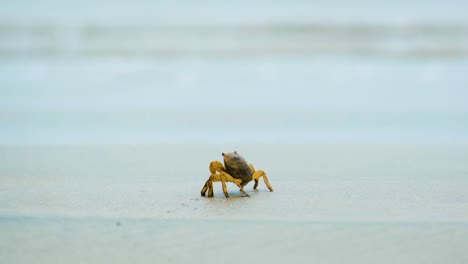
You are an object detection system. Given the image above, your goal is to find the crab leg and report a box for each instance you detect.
[223,172,250,197]
[250,164,273,191]
[201,161,225,197]
[201,178,211,196]
[219,172,250,197]
[201,160,251,198]
[200,172,250,197]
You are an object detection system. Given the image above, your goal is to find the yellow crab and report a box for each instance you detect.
[200,151,273,198]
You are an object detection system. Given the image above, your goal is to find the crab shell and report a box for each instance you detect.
[222,151,252,186]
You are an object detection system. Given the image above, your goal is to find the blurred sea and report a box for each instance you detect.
[1,1,468,144]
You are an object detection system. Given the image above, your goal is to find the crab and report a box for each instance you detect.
[200,151,273,198]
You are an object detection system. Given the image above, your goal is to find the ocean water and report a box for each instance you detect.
[1,0,468,144]
[1,1,468,263]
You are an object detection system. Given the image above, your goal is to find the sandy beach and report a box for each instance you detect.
[1,144,468,263]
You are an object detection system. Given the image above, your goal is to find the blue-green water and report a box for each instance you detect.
[1,1,468,144]
[1,57,467,144]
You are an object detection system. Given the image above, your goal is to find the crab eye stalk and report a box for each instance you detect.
[234,151,238,154]
[222,153,225,156]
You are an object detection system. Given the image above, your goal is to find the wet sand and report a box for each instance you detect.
[1,144,468,263]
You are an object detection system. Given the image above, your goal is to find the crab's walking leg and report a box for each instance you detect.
[200,172,229,197]
[205,172,229,198]
[221,172,250,197]
[207,180,214,197]
[235,183,250,197]
[201,161,225,197]
[201,176,216,197]
[201,172,250,197]
[201,160,250,198]
[201,179,209,196]
[250,164,274,191]
[201,174,216,197]
[226,176,250,197]
[219,173,229,198]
